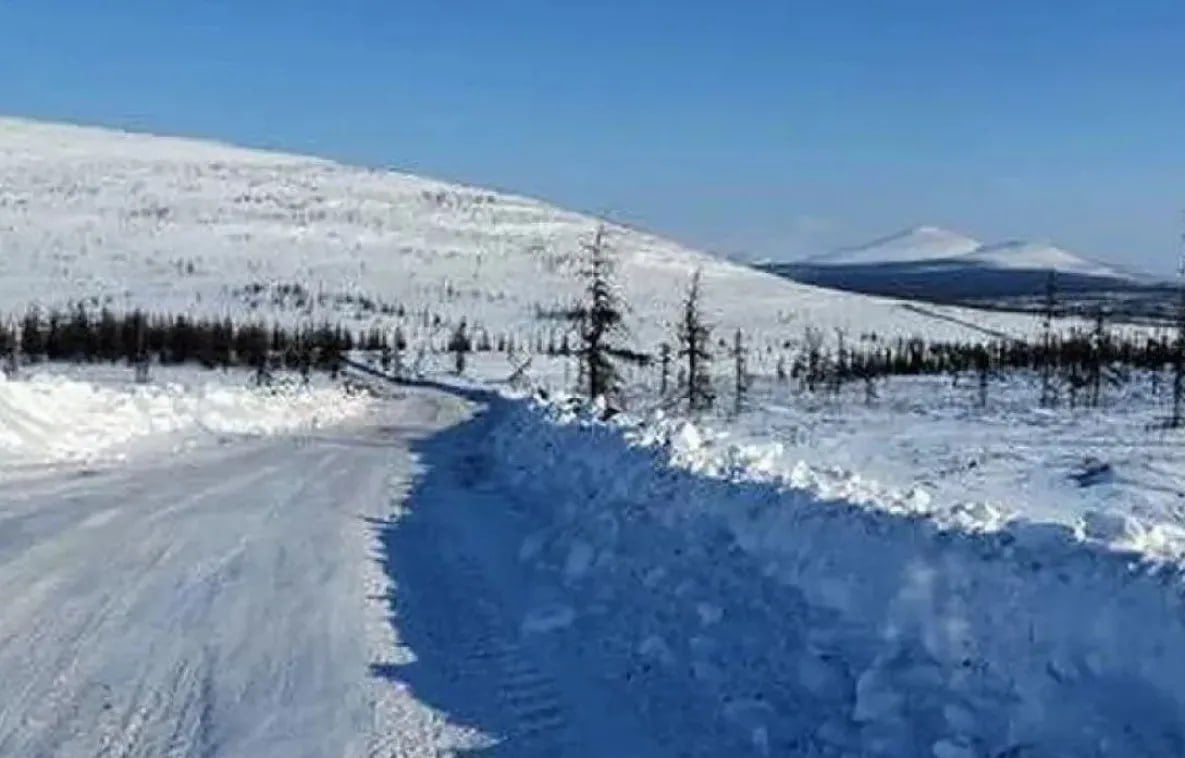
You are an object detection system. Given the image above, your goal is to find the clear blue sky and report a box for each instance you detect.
[1,1,1183,272]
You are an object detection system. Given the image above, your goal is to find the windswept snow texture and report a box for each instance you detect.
[0,117,1067,349]
[0,369,368,469]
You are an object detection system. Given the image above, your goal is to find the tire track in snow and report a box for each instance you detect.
[0,398,442,758]
[374,405,664,757]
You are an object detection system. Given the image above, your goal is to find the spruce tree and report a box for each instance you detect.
[677,270,714,412]
[559,225,648,405]
[658,342,672,397]
[448,319,472,375]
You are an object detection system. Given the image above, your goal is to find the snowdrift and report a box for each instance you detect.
[0,371,370,468]
[474,394,1185,756]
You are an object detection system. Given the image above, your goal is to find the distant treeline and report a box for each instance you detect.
[0,306,356,372]
[822,327,1173,383]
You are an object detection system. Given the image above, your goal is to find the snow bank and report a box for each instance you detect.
[0,371,370,467]
[479,395,1185,756]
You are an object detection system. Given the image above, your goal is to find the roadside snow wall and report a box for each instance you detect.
[480,395,1185,757]
[0,372,369,467]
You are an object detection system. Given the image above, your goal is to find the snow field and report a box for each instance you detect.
[0,115,1116,364]
[0,369,371,468]
[475,392,1185,756]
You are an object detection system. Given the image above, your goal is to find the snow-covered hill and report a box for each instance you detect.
[967,239,1129,278]
[809,225,1132,278]
[0,118,1060,350]
[773,225,1145,301]
[808,225,983,266]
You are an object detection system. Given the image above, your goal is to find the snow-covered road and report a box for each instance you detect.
[0,386,674,757]
[14,377,1177,757]
[0,388,483,757]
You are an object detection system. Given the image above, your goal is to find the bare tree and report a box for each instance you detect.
[1040,269,1058,408]
[1173,244,1185,428]
[677,270,714,412]
[975,345,991,409]
[4,317,19,380]
[659,342,672,397]
[732,328,749,416]
[828,328,847,397]
[1089,306,1110,408]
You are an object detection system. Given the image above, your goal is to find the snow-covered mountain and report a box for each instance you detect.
[772,225,1145,301]
[967,239,1130,278]
[807,225,982,266]
[0,118,1059,350]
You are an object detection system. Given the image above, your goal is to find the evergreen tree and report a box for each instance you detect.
[677,270,714,412]
[448,319,472,375]
[20,308,44,363]
[132,310,150,384]
[975,345,991,409]
[658,342,672,397]
[559,225,648,404]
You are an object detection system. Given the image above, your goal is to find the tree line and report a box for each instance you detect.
[543,228,1185,423]
[2,306,355,377]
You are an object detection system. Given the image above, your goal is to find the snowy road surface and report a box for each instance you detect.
[0,387,668,757]
[0,389,459,756]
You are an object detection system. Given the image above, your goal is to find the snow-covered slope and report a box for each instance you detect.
[808,225,983,266]
[0,118,1060,349]
[968,239,1129,278]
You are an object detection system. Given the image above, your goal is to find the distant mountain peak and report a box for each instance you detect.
[805,226,1138,280]
[807,225,981,265]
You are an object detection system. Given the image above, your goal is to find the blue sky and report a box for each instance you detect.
[1,1,1183,272]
